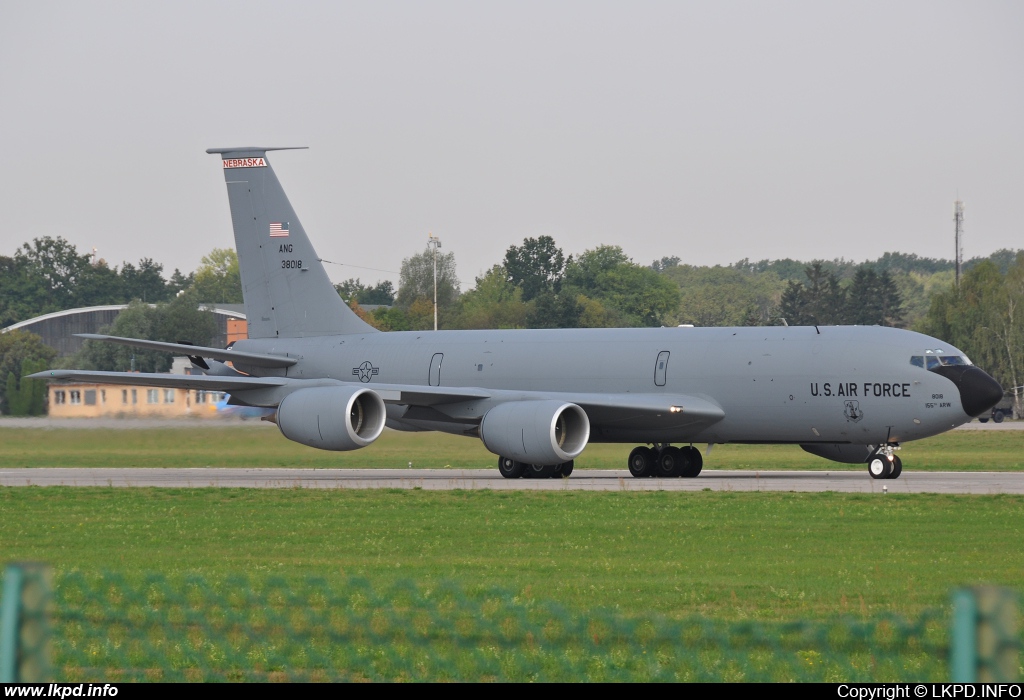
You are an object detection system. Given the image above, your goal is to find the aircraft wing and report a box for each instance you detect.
[26,370,493,406]
[27,369,291,393]
[74,334,297,369]
[30,369,723,431]
[547,392,724,432]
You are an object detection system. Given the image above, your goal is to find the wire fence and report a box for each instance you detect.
[3,566,1019,682]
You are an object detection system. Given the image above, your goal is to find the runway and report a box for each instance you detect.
[1,468,1022,494]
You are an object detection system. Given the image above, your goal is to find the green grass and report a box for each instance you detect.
[0,424,1021,470]
[2,488,1021,620]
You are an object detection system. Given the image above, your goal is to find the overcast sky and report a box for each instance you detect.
[1,1,1021,289]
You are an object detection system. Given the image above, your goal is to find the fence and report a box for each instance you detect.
[1,564,1019,682]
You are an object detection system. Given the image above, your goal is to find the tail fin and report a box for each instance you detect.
[207,147,377,338]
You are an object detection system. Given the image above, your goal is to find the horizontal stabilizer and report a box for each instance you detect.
[75,334,297,368]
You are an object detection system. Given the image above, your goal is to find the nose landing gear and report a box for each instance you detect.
[629,444,703,478]
[867,445,903,480]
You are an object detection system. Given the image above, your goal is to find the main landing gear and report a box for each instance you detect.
[497,456,574,479]
[627,444,703,478]
[867,446,903,480]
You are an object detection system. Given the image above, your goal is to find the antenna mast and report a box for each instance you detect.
[954,199,965,287]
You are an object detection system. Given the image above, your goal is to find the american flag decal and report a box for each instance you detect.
[269,222,290,238]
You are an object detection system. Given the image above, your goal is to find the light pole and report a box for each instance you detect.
[427,233,442,331]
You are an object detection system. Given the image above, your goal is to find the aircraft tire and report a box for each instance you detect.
[498,456,525,479]
[888,455,902,479]
[680,446,703,477]
[628,446,655,478]
[525,463,559,478]
[868,456,891,479]
[556,460,574,478]
[656,446,686,477]
[979,417,989,423]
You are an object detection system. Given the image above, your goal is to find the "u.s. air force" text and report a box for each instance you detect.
[810,382,911,398]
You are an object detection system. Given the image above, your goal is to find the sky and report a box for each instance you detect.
[1,1,1021,289]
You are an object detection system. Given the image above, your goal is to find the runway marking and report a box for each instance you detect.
[1,469,1023,494]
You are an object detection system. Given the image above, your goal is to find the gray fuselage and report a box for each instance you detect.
[233,324,971,446]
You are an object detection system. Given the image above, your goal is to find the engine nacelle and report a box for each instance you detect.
[277,386,386,451]
[480,400,590,465]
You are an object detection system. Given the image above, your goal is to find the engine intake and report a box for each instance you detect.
[277,386,386,451]
[480,400,590,465]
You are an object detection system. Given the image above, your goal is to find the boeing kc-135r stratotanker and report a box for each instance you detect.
[34,148,1005,480]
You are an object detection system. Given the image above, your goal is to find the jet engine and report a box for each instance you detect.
[277,386,386,451]
[480,400,590,465]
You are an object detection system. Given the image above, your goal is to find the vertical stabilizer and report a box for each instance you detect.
[207,147,377,338]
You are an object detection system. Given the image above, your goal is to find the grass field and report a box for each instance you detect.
[0,422,1022,470]
[2,488,1021,620]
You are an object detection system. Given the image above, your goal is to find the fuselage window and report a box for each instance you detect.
[910,356,924,368]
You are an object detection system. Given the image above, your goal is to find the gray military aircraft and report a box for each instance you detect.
[34,147,1005,480]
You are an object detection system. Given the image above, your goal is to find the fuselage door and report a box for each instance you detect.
[429,353,443,386]
[654,350,670,387]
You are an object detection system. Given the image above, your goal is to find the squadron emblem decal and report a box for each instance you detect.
[353,361,379,383]
[844,400,863,422]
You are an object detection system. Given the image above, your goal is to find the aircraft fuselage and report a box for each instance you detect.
[233,324,973,446]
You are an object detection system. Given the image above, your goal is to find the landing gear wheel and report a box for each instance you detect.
[498,456,524,479]
[888,455,902,479]
[868,456,892,479]
[526,463,558,479]
[628,446,655,478]
[979,417,989,423]
[555,460,574,478]
[656,446,687,477]
[680,446,703,477]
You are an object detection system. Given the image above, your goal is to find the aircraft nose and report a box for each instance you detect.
[933,365,1005,417]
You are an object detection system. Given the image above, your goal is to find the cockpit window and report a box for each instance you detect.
[920,355,968,370]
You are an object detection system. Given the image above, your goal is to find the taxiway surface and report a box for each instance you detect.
[1,468,1021,494]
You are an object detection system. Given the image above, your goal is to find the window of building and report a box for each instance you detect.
[147,389,159,404]
[132,389,137,405]
[164,389,175,404]
[122,389,128,404]
[196,390,205,404]
[54,390,66,405]
[84,390,96,406]
[70,390,81,405]
[100,390,106,404]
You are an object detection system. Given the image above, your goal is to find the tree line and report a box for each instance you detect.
[1,235,1021,417]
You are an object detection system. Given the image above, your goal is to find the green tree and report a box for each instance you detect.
[779,263,847,325]
[71,294,217,373]
[120,258,172,303]
[503,236,566,301]
[846,267,904,326]
[562,246,680,327]
[919,254,1024,417]
[650,256,681,273]
[0,330,57,414]
[191,248,243,303]
[395,247,460,327]
[335,278,395,305]
[453,266,529,329]
[4,358,50,416]
[661,265,784,326]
